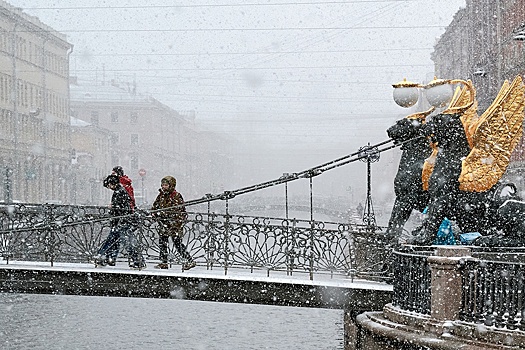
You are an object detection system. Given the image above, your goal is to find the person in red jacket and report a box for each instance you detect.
[112,166,136,211]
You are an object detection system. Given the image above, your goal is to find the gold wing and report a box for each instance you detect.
[459,76,525,192]
[443,83,472,115]
[422,143,438,191]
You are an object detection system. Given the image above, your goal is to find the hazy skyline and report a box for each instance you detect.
[7,0,466,213]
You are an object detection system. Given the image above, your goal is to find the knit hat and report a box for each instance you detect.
[112,166,124,177]
[161,176,176,191]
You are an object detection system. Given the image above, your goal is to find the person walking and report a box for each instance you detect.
[151,176,195,270]
[94,174,146,269]
[112,166,136,211]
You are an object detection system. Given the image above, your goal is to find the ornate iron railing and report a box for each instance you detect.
[460,248,525,330]
[391,246,525,325]
[0,203,392,280]
[391,246,435,314]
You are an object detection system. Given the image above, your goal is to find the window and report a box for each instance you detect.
[111,111,119,122]
[130,111,138,124]
[0,75,5,102]
[130,153,139,170]
[111,133,119,145]
[90,111,99,126]
[111,152,119,166]
[130,133,139,146]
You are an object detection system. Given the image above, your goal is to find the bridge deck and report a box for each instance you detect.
[0,259,392,311]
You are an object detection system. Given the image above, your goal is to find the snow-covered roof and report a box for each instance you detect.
[70,116,91,127]
[70,78,151,104]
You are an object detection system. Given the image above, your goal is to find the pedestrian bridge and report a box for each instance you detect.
[0,202,392,311]
[0,141,397,313]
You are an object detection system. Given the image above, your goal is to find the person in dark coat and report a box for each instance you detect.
[151,176,195,270]
[94,174,145,269]
[112,166,136,211]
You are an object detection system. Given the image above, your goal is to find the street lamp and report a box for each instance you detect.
[513,24,525,41]
[392,78,420,107]
[473,68,487,77]
[423,77,455,108]
[392,77,474,111]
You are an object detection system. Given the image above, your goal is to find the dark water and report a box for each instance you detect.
[0,293,344,350]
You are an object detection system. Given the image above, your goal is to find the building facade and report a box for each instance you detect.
[70,78,233,206]
[0,1,233,206]
[0,1,73,203]
[432,0,525,191]
[70,116,112,205]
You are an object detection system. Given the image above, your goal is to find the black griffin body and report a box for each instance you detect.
[424,113,470,199]
[385,117,431,239]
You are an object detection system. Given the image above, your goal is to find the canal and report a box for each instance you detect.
[1,293,344,349]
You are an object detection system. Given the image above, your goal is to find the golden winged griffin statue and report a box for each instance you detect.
[386,75,525,246]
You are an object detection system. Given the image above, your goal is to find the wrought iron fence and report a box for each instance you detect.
[0,203,392,280]
[460,248,525,330]
[391,246,435,314]
[391,245,525,325]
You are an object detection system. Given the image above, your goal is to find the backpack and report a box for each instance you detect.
[119,176,136,210]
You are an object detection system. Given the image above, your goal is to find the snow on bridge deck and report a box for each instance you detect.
[0,259,392,311]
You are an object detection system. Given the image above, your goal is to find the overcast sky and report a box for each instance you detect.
[8,0,466,209]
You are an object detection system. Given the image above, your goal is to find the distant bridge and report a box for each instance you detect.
[230,204,354,221]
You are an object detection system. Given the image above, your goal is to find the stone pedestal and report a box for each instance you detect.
[352,246,525,349]
[427,246,471,333]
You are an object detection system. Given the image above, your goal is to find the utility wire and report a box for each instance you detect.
[21,1,419,10]
[27,25,447,34]
[70,48,433,57]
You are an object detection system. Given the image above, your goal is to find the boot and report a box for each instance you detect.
[182,260,196,271]
[130,260,146,270]
[93,255,107,267]
[155,263,169,269]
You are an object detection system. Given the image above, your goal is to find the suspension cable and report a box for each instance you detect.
[0,135,422,232]
[182,136,421,208]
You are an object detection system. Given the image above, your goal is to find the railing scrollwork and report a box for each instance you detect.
[0,202,392,281]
